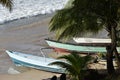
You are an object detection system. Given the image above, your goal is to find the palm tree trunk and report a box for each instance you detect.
[114,48,120,68]
[111,23,120,68]
[106,20,120,74]
[106,24,116,74]
[106,45,115,74]
[112,22,120,67]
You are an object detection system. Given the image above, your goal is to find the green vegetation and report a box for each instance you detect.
[49,53,120,80]
[49,52,92,80]
[49,0,120,74]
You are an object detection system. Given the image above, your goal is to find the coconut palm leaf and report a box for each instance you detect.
[49,1,106,40]
[49,53,91,80]
[49,0,120,74]
[49,61,77,75]
[0,0,13,11]
[49,0,120,40]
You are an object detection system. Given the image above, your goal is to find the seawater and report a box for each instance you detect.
[0,0,68,24]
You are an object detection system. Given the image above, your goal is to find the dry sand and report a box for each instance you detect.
[0,14,62,80]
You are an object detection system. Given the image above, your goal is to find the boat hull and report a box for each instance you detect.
[73,38,111,43]
[45,39,120,53]
[6,50,65,73]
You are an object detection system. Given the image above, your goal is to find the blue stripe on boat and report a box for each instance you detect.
[11,58,65,73]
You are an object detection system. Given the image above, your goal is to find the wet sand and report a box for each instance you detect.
[0,14,62,79]
[0,69,61,80]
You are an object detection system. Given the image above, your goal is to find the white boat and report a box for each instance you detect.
[6,50,65,73]
[73,38,111,43]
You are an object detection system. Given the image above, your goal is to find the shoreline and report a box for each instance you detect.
[0,13,53,24]
[0,13,55,29]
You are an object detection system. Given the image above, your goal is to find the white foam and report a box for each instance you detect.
[0,0,68,24]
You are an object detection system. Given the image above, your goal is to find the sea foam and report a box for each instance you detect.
[0,0,68,24]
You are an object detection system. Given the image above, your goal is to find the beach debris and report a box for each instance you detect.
[8,67,20,74]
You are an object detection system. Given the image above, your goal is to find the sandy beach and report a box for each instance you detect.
[0,13,111,80]
[0,69,61,80]
[0,14,62,80]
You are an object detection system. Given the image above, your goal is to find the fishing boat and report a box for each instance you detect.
[73,37,111,43]
[6,50,65,73]
[45,39,120,53]
[73,38,111,46]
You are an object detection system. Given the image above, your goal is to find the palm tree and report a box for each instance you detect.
[49,53,91,80]
[0,0,13,11]
[49,0,120,74]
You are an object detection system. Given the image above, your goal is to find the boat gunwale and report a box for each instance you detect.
[45,39,120,53]
[45,38,120,47]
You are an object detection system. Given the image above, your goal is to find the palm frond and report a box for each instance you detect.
[49,8,73,32]
[49,61,77,75]
[57,53,82,71]
[0,0,13,11]
[49,53,91,77]
[49,0,120,41]
[49,0,108,40]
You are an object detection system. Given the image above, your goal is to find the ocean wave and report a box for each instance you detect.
[0,0,68,24]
